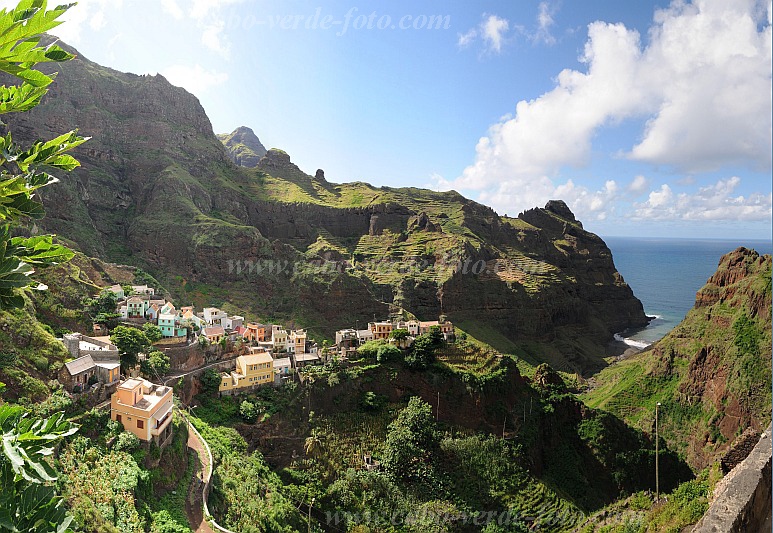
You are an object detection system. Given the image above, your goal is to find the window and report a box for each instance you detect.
[116,414,122,423]
[137,420,144,429]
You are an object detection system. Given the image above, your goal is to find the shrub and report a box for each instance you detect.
[376,343,401,363]
[114,431,141,452]
[240,400,258,422]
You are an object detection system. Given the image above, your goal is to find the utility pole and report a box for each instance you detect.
[502,414,506,439]
[436,391,440,422]
[308,496,315,533]
[655,402,661,502]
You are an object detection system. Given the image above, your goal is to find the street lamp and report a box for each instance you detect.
[308,497,315,533]
[655,402,661,502]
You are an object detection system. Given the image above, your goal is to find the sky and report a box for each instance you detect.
[16,0,773,239]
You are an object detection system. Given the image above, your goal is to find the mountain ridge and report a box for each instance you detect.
[4,39,649,373]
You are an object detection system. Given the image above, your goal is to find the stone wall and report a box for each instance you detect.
[693,424,772,533]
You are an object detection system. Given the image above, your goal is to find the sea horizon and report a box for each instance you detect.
[603,235,772,348]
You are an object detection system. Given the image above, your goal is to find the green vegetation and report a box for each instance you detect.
[111,325,153,372]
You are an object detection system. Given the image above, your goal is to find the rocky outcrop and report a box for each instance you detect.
[217,126,267,167]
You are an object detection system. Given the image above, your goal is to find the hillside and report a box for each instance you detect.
[217,125,267,167]
[3,37,649,374]
[582,247,772,469]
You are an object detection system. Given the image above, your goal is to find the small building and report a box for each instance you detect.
[104,284,125,300]
[126,296,146,319]
[60,355,97,391]
[293,352,321,368]
[356,329,374,345]
[131,285,155,297]
[110,378,173,445]
[62,333,120,361]
[289,329,307,354]
[271,326,288,352]
[395,320,420,336]
[202,326,225,344]
[225,315,244,330]
[218,353,274,395]
[420,320,455,340]
[369,321,393,340]
[203,307,228,327]
[158,303,186,338]
[335,329,358,349]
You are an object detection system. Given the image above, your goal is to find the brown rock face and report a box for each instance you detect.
[217,126,267,167]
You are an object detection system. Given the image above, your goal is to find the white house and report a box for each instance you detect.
[203,307,228,326]
[225,315,244,330]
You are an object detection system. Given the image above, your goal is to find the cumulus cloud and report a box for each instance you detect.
[160,64,229,97]
[458,14,511,54]
[633,177,772,221]
[455,0,772,223]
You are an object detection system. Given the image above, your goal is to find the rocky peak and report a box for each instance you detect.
[259,148,292,168]
[315,169,326,182]
[217,126,267,168]
[695,247,771,313]
[545,200,578,223]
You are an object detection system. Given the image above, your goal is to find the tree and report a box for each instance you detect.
[381,397,439,482]
[0,2,88,311]
[0,404,79,532]
[110,325,150,371]
[140,350,170,379]
[357,339,384,359]
[85,291,118,318]
[239,400,258,422]
[93,312,121,330]
[200,368,222,393]
[142,323,163,344]
[389,328,409,341]
[404,332,439,370]
[376,343,401,363]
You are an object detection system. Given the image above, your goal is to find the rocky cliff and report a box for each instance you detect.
[584,247,772,468]
[217,126,267,167]
[4,39,649,373]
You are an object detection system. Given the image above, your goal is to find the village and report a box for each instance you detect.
[57,283,454,446]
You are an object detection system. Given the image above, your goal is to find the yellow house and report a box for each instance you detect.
[111,378,174,445]
[369,321,393,340]
[219,353,274,395]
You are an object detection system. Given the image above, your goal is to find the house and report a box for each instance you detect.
[289,329,307,354]
[335,329,358,349]
[273,356,292,377]
[271,326,288,352]
[104,284,125,300]
[369,321,393,340]
[203,307,228,326]
[356,329,374,345]
[225,315,244,330]
[419,320,455,340]
[218,353,274,395]
[293,352,321,368]
[60,353,121,392]
[60,355,97,391]
[131,285,155,297]
[126,296,146,319]
[181,308,203,329]
[395,320,420,336]
[158,303,186,338]
[244,323,268,343]
[111,379,173,445]
[146,303,161,321]
[62,333,120,361]
[202,326,225,344]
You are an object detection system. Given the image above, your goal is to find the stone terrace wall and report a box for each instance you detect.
[693,424,772,532]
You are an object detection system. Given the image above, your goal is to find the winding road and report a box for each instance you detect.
[185,424,215,533]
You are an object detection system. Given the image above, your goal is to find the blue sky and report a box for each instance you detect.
[27,0,773,239]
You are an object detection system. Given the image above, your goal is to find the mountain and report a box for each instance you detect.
[217,126,267,167]
[583,247,772,468]
[3,39,649,374]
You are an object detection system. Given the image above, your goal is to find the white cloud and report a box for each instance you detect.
[458,14,511,54]
[455,0,772,223]
[628,175,650,195]
[45,0,121,43]
[160,64,229,97]
[201,21,229,57]
[533,1,557,45]
[161,0,184,20]
[633,177,772,221]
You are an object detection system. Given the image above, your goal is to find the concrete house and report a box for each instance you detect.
[202,326,225,344]
[369,321,393,340]
[203,307,228,327]
[335,329,358,349]
[126,296,146,319]
[105,284,125,300]
[131,285,155,297]
[271,326,288,352]
[158,303,186,338]
[218,353,274,395]
[356,329,374,345]
[225,315,244,330]
[111,379,173,445]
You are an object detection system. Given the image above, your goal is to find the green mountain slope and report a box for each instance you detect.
[582,247,772,469]
[4,38,649,374]
[217,125,267,167]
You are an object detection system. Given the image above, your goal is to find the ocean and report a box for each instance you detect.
[603,237,773,348]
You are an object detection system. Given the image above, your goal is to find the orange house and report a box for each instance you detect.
[111,378,174,445]
[244,323,267,343]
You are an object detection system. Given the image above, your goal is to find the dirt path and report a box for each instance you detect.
[185,426,215,533]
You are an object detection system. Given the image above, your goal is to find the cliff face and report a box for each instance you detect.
[584,247,772,469]
[217,126,267,167]
[4,40,649,373]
